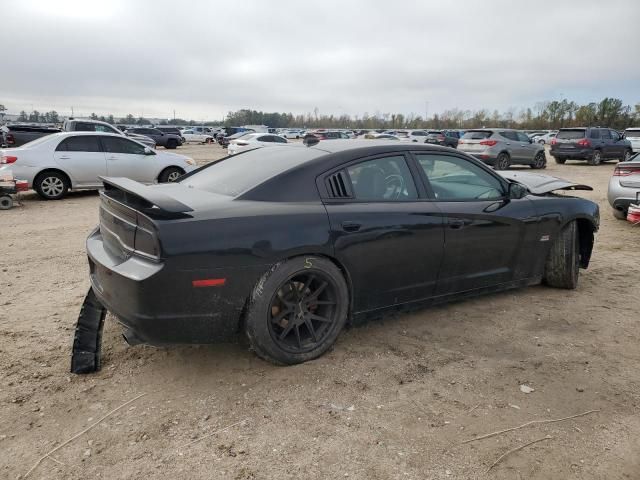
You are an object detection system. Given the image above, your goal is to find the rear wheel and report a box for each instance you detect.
[495,152,511,170]
[612,208,627,220]
[158,167,184,183]
[0,195,13,210]
[34,171,69,200]
[554,156,566,164]
[530,151,547,169]
[543,221,579,289]
[588,150,602,165]
[244,256,349,365]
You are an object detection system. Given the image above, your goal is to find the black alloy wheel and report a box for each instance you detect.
[267,271,339,354]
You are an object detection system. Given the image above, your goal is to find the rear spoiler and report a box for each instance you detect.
[100,177,193,216]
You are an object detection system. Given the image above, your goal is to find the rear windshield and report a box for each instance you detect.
[557,129,586,139]
[462,130,492,139]
[625,130,640,138]
[180,146,324,197]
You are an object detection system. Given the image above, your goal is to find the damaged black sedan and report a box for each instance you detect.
[79,141,599,368]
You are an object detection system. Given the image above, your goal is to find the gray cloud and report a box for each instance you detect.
[2,0,639,120]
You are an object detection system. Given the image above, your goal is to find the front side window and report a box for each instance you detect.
[273,136,287,143]
[516,132,530,142]
[346,155,418,201]
[600,129,612,140]
[416,154,504,201]
[101,136,146,155]
[258,136,273,142]
[56,136,101,152]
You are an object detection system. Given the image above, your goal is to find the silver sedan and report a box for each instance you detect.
[608,153,640,219]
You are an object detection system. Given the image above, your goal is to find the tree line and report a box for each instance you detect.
[5,97,640,130]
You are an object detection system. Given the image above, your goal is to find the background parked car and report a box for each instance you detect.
[281,129,305,139]
[607,153,640,219]
[0,124,61,147]
[533,131,557,144]
[424,130,460,148]
[307,131,350,140]
[457,129,546,169]
[0,132,196,200]
[182,129,215,144]
[550,127,633,165]
[64,118,156,149]
[219,131,252,148]
[623,128,640,153]
[364,133,401,140]
[228,133,288,155]
[407,130,429,142]
[126,127,183,149]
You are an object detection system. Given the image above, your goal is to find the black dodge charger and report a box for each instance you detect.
[86,141,599,365]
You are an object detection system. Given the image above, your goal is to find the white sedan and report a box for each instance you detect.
[0,132,196,200]
[280,129,305,139]
[182,129,215,144]
[228,133,288,155]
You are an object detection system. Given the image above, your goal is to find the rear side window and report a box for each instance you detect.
[589,130,600,139]
[600,129,612,140]
[499,131,519,141]
[101,136,146,155]
[625,130,640,138]
[558,129,586,140]
[462,130,492,139]
[273,136,287,143]
[258,136,273,142]
[56,136,101,152]
[347,155,418,201]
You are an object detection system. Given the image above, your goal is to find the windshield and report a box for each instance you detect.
[181,146,325,197]
[462,130,492,139]
[624,130,640,138]
[557,129,586,140]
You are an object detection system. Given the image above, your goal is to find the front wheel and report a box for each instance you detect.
[0,195,13,210]
[495,152,511,170]
[244,256,349,365]
[543,221,579,289]
[530,151,547,169]
[554,156,566,164]
[158,167,184,183]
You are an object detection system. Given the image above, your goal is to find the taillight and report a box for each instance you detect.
[576,138,591,147]
[458,139,465,144]
[6,134,15,145]
[479,140,498,146]
[613,165,640,176]
[551,138,557,145]
[1,155,17,164]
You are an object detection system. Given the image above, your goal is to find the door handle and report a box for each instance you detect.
[58,156,70,159]
[107,156,118,161]
[341,221,361,232]
[448,219,467,229]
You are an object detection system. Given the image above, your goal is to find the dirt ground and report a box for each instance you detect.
[1,143,639,480]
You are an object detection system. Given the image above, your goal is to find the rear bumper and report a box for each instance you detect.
[86,228,257,345]
[550,148,593,159]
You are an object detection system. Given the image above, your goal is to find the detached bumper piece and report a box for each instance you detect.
[71,288,107,374]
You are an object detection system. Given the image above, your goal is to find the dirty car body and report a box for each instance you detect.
[85,141,599,363]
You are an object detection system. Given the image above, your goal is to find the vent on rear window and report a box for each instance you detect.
[325,171,352,198]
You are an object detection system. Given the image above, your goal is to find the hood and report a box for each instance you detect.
[498,171,592,194]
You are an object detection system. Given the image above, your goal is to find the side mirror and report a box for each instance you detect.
[144,147,154,155]
[528,138,533,144]
[508,182,527,200]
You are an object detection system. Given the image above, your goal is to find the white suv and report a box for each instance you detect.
[624,128,640,153]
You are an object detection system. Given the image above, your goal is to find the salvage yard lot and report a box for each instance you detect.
[0,144,639,479]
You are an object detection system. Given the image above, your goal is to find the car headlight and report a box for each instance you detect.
[185,159,196,166]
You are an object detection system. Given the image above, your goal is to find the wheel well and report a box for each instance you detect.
[34,168,71,188]
[575,218,595,268]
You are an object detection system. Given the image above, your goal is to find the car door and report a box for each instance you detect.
[413,152,539,295]
[516,131,538,162]
[500,131,523,161]
[609,129,624,158]
[599,129,614,158]
[101,136,152,182]
[322,153,445,312]
[53,135,106,186]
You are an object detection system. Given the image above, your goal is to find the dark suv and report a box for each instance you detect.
[551,127,633,165]
[424,130,460,148]
[126,127,183,149]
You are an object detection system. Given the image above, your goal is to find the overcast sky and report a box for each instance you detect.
[2,0,639,120]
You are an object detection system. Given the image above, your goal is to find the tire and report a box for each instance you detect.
[612,208,627,220]
[34,171,69,200]
[495,152,511,170]
[538,139,545,144]
[588,150,602,165]
[554,156,566,164]
[530,151,547,169]
[0,195,12,210]
[543,221,579,289]
[158,167,184,183]
[166,139,178,149]
[622,149,632,162]
[244,256,349,365]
